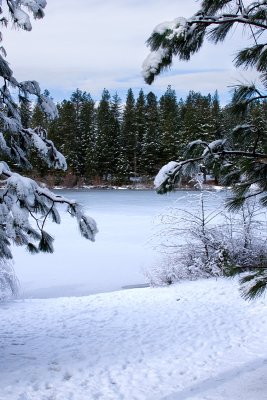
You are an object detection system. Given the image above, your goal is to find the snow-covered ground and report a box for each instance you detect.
[6,189,263,399]
[1,278,267,400]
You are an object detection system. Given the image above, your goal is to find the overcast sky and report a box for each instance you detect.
[5,0,258,104]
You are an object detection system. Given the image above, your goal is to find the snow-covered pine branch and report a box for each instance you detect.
[146,1,267,299]
[147,1,267,203]
[0,0,98,297]
[0,163,98,258]
[143,1,267,86]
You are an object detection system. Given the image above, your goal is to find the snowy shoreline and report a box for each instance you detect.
[51,184,225,191]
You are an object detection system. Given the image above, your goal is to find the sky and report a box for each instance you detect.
[4,0,259,104]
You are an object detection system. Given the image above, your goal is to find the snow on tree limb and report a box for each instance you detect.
[21,0,47,19]
[0,0,98,275]
[0,164,98,259]
[7,0,47,30]
[154,161,179,191]
[143,1,267,84]
[19,80,41,96]
[142,47,170,83]
[147,0,267,299]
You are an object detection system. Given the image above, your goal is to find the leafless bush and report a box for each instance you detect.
[146,191,267,288]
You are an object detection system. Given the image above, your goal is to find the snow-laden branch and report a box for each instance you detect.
[143,1,267,84]
[154,143,267,195]
[0,0,99,298]
[0,163,98,258]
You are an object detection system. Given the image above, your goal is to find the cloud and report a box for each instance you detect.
[3,0,259,102]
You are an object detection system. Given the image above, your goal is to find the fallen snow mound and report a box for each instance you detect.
[1,278,267,400]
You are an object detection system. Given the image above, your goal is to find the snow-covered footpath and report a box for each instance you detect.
[1,278,267,400]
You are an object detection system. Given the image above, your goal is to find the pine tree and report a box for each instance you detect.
[80,93,96,180]
[19,99,32,129]
[121,89,137,180]
[142,91,161,176]
[0,1,98,296]
[53,90,96,180]
[180,91,216,147]
[116,151,131,184]
[144,0,267,299]
[70,89,94,177]
[211,90,223,140]
[54,99,77,174]
[110,93,124,182]
[159,85,181,163]
[29,100,52,178]
[135,89,147,175]
[31,103,45,128]
[95,89,118,181]
[31,90,52,130]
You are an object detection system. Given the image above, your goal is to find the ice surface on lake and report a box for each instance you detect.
[12,190,224,298]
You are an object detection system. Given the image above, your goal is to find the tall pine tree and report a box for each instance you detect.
[121,89,137,179]
[142,91,161,176]
[159,86,181,162]
[95,89,118,181]
[135,89,147,175]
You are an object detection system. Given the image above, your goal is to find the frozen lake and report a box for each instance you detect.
[12,189,224,299]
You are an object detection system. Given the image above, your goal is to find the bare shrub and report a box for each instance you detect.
[146,191,267,292]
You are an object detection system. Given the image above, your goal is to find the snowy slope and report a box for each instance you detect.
[1,278,267,400]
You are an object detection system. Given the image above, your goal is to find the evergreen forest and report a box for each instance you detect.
[18,86,267,187]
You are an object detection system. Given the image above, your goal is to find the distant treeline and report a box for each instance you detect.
[19,86,267,186]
